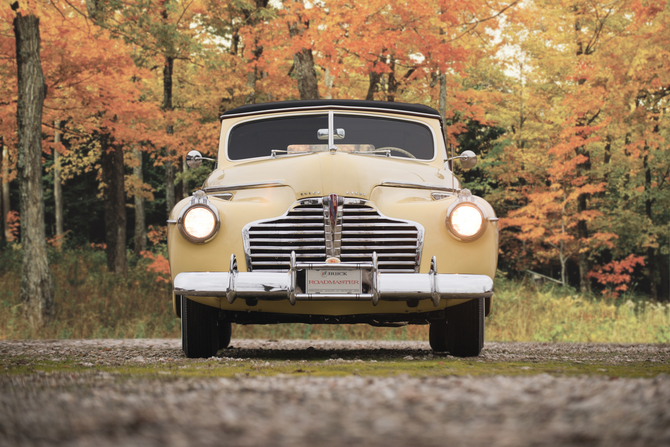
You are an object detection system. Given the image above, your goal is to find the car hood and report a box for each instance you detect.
[205,152,448,197]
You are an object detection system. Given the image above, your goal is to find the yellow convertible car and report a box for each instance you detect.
[168,100,498,358]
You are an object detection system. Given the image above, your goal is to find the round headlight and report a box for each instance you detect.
[447,203,485,241]
[181,206,219,242]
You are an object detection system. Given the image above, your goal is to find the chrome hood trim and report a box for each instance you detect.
[382,181,460,193]
[203,181,285,194]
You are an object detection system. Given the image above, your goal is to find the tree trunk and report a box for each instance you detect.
[165,156,175,215]
[163,55,175,216]
[559,245,567,286]
[160,0,174,215]
[575,124,592,294]
[0,139,5,244]
[13,12,54,327]
[292,48,319,100]
[241,0,268,103]
[1,145,9,243]
[288,12,319,100]
[324,68,333,99]
[100,134,127,275]
[366,70,381,101]
[573,7,592,294]
[133,146,146,256]
[644,151,658,300]
[559,201,568,285]
[365,55,386,101]
[245,69,257,104]
[387,57,398,102]
[439,73,447,125]
[576,191,590,293]
[517,62,526,149]
[54,121,63,246]
[182,155,189,198]
[86,0,102,21]
[85,1,127,272]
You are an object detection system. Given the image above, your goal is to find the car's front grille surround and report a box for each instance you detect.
[242,197,424,273]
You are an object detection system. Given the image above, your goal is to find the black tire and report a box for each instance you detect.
[218,321,232,349]
[430,298,485,357]
[446,298,485,357]
[429,319,449,352]
[181,297,220,358]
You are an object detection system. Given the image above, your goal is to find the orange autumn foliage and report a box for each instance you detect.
[141,251,171,284]
[6,211,20,242]
[588,255,646,298]
[1,0,669,296]
[147,226,168,246]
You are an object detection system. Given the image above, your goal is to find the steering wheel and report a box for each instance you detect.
[376,147,417,159]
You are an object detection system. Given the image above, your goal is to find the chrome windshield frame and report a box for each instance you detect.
[222,111,439,163]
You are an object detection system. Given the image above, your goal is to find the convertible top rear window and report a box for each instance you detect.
[227,114,435,161]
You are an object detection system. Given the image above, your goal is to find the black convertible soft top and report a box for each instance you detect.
[221,99,441,119]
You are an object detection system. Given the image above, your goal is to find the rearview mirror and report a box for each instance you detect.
[317,128,346,140]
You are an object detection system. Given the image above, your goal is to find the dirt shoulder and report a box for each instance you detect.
[1,340,669,447]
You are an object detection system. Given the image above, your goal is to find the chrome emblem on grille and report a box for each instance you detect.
[323,193,344,259]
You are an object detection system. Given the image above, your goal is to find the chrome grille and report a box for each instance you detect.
[243,197,424,273]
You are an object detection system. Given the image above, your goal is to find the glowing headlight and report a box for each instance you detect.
[183,207,217,239]
[178,198,220,244]
[446,203,486,241]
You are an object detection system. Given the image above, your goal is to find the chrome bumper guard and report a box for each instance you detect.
[174,253,493,307]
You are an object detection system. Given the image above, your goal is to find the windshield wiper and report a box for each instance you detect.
[351,149,391,157]
[270,149,315,158]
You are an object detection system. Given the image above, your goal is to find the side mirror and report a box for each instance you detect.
[445,150,477,170]
[459,150,477,170]
[186,150,215,169]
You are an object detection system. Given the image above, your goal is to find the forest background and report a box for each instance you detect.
[1,0,670,337]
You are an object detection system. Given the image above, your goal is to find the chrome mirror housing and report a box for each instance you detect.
[445,150,477,170]
[186,150,216,169]
[317,128,346,140]
[459,150,477,170]
[186,150,203,169]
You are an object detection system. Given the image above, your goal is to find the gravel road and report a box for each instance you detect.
[1,339,669,447]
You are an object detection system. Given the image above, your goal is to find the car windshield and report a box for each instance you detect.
[227,114,435,161]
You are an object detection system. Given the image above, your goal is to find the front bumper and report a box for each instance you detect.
[174,253,493,307]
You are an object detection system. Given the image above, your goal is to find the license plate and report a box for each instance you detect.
[306,269,362,294]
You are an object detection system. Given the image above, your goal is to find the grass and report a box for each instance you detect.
[3,353,668,379]
[487,275,670,343]
[0,247,179,340]
[1,247,669,343]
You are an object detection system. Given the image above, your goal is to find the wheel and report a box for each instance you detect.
[218,321,232,349]
[429,319,449,352]
[429,298,485,357]
[181,297,220,358]
[446,298,485,357]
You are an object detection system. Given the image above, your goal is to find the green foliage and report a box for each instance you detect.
[1,250,668,342]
